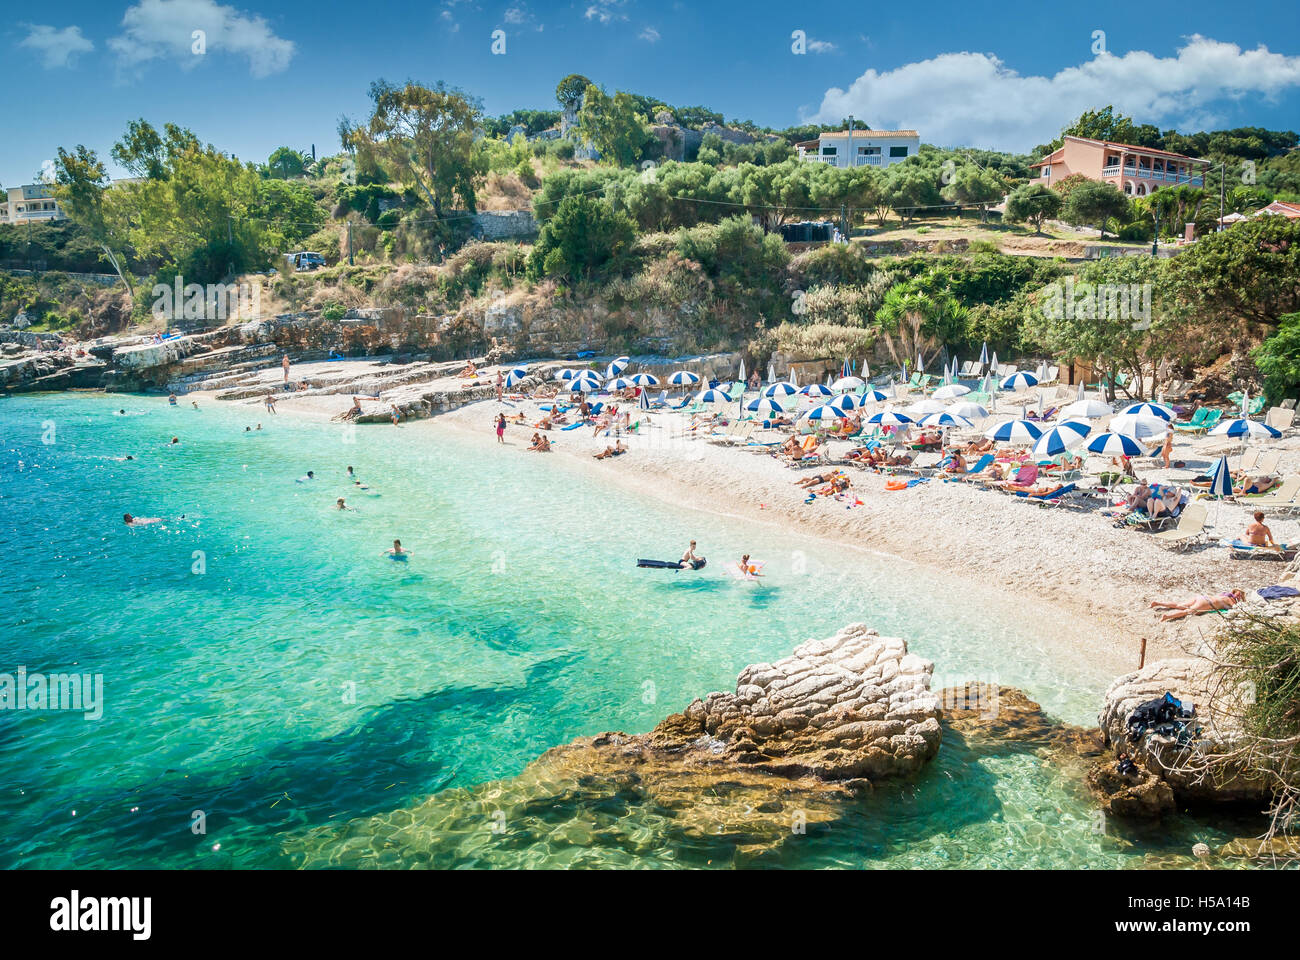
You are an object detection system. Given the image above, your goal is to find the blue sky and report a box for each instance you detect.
[3,0,1299,185]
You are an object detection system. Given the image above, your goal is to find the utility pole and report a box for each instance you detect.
[347,220,354,266]
[1218,160,1226,232]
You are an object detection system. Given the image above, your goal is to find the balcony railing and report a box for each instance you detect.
[854,155,882,166]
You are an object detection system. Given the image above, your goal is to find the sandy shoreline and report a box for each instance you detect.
[189,368,1300,674]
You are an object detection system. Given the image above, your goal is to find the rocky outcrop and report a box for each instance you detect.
[1086,761,1176,818]
[1099,658,1274,806]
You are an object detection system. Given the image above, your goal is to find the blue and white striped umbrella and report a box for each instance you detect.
[932,383,971,401]
[862,388,889,403]
[831,393,869,411]
[919,412,972,428]
[555,368,578,381]
[630,373,661,387]
[804,403,846,421]
[694,388,730,405]
[639,389,651,411]
[605,356,630,378]
[1209,418,1281,440]
[569,377,601,392]
[799,383,834,398]
[1208,455,1234,498]
[866,411,914,426]
[1110,413,1166,440]
[831,376,864,393]
[1086,431,1144,456]
[745,397,786,416]
[668,370,700,387]
[606,376,636,390]
[1120,402,1175,421]
[1000,371,1039,391]
[504,366,530,388]
[1031,420,1091,457]
[764,382,799,398]
[985,419,1044,443]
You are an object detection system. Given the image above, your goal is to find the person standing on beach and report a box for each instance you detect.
[496,370,504,402]
[282,354,291,383]
[265,393,277,414]
[1160,425,1174,469]
[495,413,507,443]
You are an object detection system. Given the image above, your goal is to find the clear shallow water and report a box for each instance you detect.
[0,393,1257,868]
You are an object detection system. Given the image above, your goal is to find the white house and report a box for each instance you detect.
[0,184,65,224]
[796,128,920,169]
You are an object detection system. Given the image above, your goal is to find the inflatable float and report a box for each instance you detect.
[636,558,706,571]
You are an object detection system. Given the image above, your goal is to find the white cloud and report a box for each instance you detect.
[585,1,627,25]
[810,36,1300,152]
[504,6,526,24]
[807,39,836,54]
[639,26,660,44]
[19,24,94,69]
[109,0,295,78]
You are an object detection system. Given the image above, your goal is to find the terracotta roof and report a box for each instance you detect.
[1258,200,1300,218]
[1029,148,1064,168]
[1065,135,1209,164]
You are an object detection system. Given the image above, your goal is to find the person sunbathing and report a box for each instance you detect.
[978,463,1006,482]
[940,451,967,474]
[1238,474,1280,496]
[780,436,803,457]
[534,414,554,430]
[1114,482,1153,516]
[961,437,994,456]
[1149,589,1245,621]
[458,361,478,379]
[593,441,627,459]
[816,475,851,495]
[1146,485,1182,520]
[1245,511,1276,547]
[1009,482,1065,497]
[796,472,836,488]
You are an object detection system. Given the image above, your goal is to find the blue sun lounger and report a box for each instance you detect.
[1014,482,1078,503]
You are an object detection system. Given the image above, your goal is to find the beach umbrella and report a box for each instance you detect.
[867,411,914,427]
[1059,397,1112,419]
[1240,391,1250,416]
[764,382,799,398]
[606,376,637,391]
[804,403,846,422]
[1000,371,1039,391]
[569,378,600,392]
[555,368,578,381]
[907,398,948,415]
[832,393,869,411]
[979,342,989,368]
[767,362,776,384]
[990,351,999,372]
[1208,455,1234,498]
[831,376,864,393]
[862,389,889,403]
[1086,431,1144,456]
[745,396,786,417]
[932,383,971,401]
[639,389,651,411]
[694,388,730,406]
[788,366,799,388]
[630,373,660,387]
[668,370,701,387]
[604,356,630,378]
[1076,381,1085,402]
[1209,418,1282,440]
[738,358,746,384]
[1109,413,1166,440]
[504,366,530,388]
[799,383,834,399]
[920,412,972,428]
[570,369,601,385]
[862,361,870,381]
[1032,421,1091,457]
[1121,402,1175,421]
[985,419,1044,444]
[948,401,988,420]
[1035,361,1048,382]
[916,350,924,373]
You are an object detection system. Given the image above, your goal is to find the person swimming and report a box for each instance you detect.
[296,471,315,483]
[169,437,180,445]
[335,498,352,511]
[386,539,409,560]
[123,513,163,526]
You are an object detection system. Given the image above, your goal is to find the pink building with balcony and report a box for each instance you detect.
[1030,135,1207,196]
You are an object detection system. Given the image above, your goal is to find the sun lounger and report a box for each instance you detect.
[1151,502,1208,551]
[959,361,976,377]
[1228,539,1297,561]
[1266,407,1295,433]
[1175,407,1208,429]
[1244,475,1300,511]
[724,422,757,445]
[1255,449,1282,476]
[962,453,995,478]
[1175,408,1221,435]
[1014,482,1078,504]
[1283,399,1298,411]
[909,451,943,475]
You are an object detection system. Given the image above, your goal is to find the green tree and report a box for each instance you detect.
[1061,179,1129,239]
[1004,183,1062,235]
[578,86,652,167]
[529,194,634,279]
[940,165,1005,222]
[350,79,485,217]
[111,120,200,180]
[883,164,943,226]
[266,147,307,179]
[875,283,967,369]
[50,145,131,292]
[555,74,592,112]
[1252,313,1300,402]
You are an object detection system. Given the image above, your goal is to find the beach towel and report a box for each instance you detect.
[1010,464,1038,485]
[1258,586,1300,600]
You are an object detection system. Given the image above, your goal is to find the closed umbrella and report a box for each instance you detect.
[504,366,530,388]
[1032,421,1091,457]
[639,389,651,411]
[916,350,924,373]
[767,362,776,384]
[1208,455,1234,497]
[989,351,999,373]
[788,366,799,389]
[1209,418,1281,440]
[985,419,1044,444]
[979,342,989,368]
[1076,381,1085,402]
[933,383,971,401]
[738,358,746,384]
[604,356,630,378]
[1086,431,1144,456]
[1121,402,1175,421]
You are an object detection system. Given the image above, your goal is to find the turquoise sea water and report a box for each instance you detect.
[0,393,1261,868]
